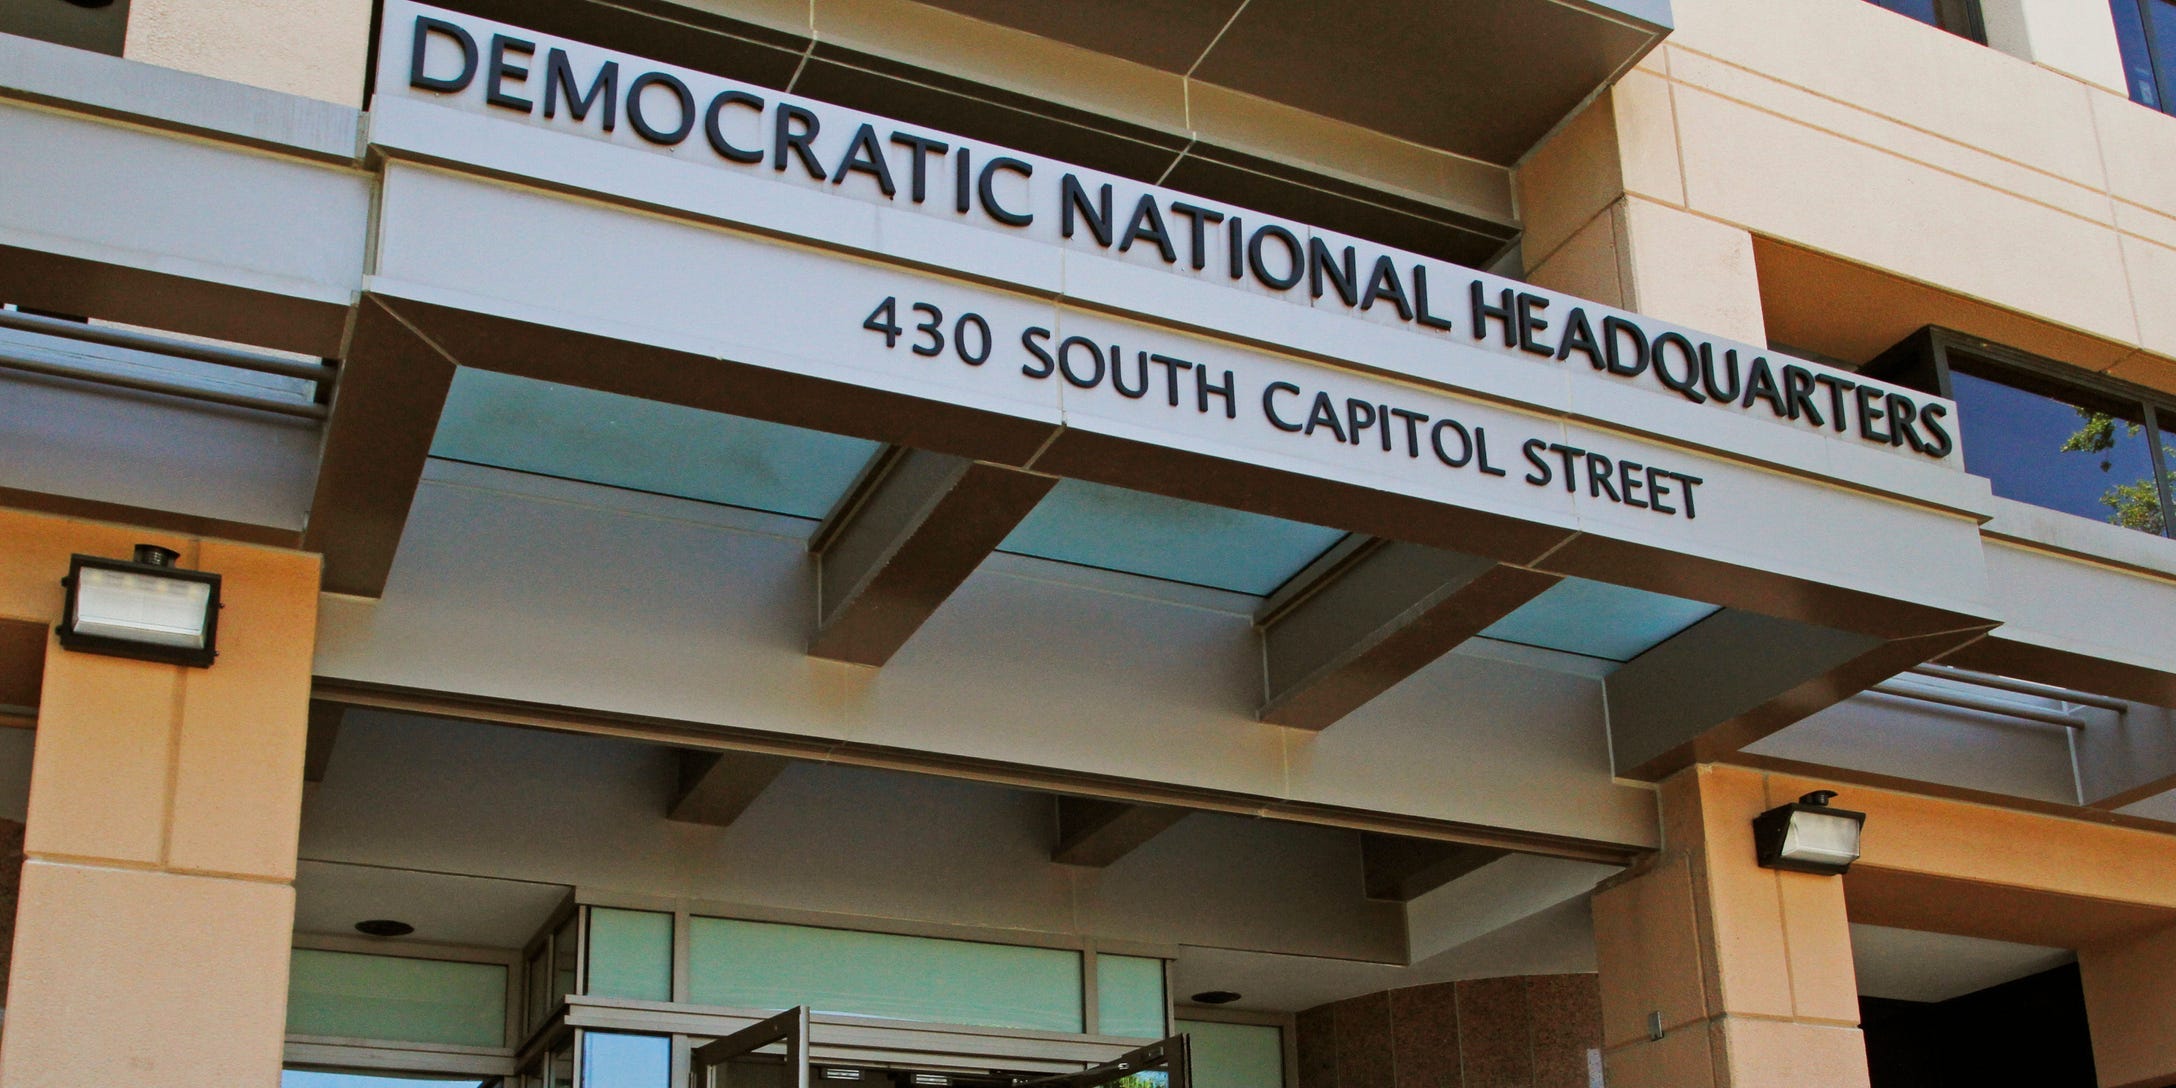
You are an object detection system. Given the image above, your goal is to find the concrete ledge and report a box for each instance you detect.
[0,31,362,164]
[1980,496,2176,580]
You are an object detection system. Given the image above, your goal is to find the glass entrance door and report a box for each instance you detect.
[691,1006,811,1088]
[1016,1036,1191,1088]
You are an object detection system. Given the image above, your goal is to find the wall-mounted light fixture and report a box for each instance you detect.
[1753,790,1865,875]
[57,544,220,668]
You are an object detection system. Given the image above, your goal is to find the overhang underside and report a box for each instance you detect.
[315,288,2012,783]
[905,0,1673,167]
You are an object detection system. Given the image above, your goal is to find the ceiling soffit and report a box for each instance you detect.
[911,0,1672,166]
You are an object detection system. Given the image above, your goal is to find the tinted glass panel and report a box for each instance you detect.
[1871,0,1942,25]
[1480,577,1720,662]
[1097,954,1167,1038]
[1179,1020,1286,1088]
[2113,0,2165,109]
[1950,368,2161,532]
[286,949,507,1048]
[688,917,1083,1032]
[1000,479,1346,595]
[589,908,675,1002]
[583,1031,674,1088]
[553,913,579,1009]
[433,368,881,519]
[2147,0,2176,110]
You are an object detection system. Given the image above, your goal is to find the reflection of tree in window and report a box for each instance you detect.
[2061,410,2164,533]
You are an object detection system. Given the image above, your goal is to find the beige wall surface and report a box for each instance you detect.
[123,0,372,107]
[1520,0,2176,393]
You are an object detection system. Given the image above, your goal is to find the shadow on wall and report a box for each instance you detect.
[1297,974,1602,1088]
[0,817,19,1009]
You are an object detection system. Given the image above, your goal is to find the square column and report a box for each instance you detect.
[1979,0,2130,94]
[1593,765,1868,1087]
[2078,924,2176,1088]
[0,512,318,1087]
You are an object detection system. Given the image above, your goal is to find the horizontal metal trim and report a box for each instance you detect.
[0,345,328,420]
[566,996,1139,1071]
[0,308,336,382]
[1868,678,2087,730]
[282,1038,516,1077]
[1910,663,2129,713]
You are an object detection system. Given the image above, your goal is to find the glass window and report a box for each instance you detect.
[582,1031,674,1088]
[282,1073,487,1087]
[687,917,1084,1032]
[1096,955,1168,1039]
[547,1039,576,1088]
[1177,1020,1285,1088]
[589,908,676,1002]
[2113,0,2176,112]
[554,913,580,1008]
[1864,0,1985,41]
[1948,359,2169,535]
[526,944,552,1036]
[286,949,508,1048]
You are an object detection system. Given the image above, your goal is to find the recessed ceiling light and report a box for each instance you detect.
[1190,990,1242,1005]
[355,919,415,937]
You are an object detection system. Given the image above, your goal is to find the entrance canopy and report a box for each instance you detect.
[4,10,2175,858]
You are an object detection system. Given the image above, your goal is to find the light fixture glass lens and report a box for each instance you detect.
[72,568,212,647]
[1779,810,1862,867]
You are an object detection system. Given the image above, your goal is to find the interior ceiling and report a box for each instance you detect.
[908,0,1668,166]
[1849,923,2074,1004]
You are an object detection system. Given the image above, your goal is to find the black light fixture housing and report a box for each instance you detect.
[1189,991,1242,1005]
[1752,790,1867,875]
[355,919,415,938]
[56,545,221,668]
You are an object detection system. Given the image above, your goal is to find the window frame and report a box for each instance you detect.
[283,933,525,1081]
[1867,0,1988,43]
[1867,327,2176,539]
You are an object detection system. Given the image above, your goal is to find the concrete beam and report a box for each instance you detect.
[807,446,1057,667]
[304,297,456,597]
[1607,610,1995,781]
[1359,832,1509,902]
[2074,701,2176,810]
[667,750,793,827]
[1052,797,1189,868]
[1258,538,1560,729]
[1942,635,2176,708]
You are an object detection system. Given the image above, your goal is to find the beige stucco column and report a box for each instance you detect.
[1515,68,1770,349]
[0,510,318,1086]
[2078,925,2176,1088]
[1593,765,1868,1087]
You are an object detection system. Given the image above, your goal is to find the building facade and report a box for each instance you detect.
[1,0,2175,1085]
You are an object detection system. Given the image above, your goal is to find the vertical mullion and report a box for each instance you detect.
[2146,402,2176,538]
[1080,941,1100,1036]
